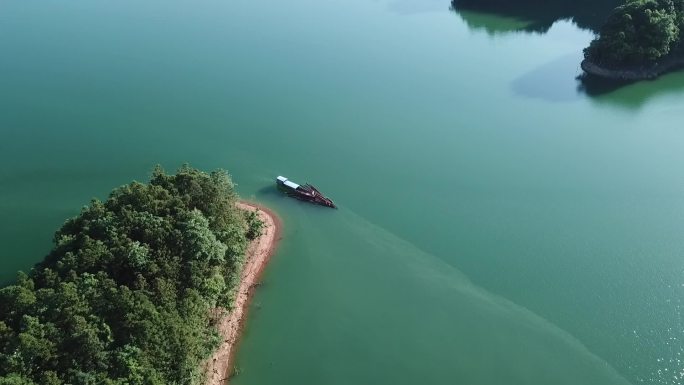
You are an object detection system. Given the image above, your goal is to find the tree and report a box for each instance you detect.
[0,166,256,385]
[585,0,684,66]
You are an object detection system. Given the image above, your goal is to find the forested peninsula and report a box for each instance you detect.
[0,166,271,385]
[583,0,684,79]
[452,0,684,80]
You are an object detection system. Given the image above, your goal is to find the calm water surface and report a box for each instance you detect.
[2,0,684,384]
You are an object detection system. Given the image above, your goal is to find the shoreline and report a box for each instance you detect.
[581,55,684,80]
[204,201,282,385]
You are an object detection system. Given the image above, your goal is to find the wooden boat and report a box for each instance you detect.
[276,176,336,208]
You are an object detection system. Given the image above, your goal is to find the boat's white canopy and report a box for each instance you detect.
[276,176,288,183]
[283,180,300,189]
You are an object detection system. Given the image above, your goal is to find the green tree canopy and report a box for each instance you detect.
[0,165,261,385]
[585,0,684,66]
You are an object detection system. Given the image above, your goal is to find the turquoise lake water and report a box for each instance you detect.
[2,0,684,384]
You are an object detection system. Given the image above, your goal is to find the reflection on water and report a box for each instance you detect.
[451,0,622,34]
[456,9,536,35]
[579,72,684,109]
[577,74,635,98]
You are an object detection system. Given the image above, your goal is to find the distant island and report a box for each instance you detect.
[0,165,279,385]
[451,0,684,80]
[582,0,684,80]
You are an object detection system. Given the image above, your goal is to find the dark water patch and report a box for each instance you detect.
[455,9,537,35]
[0,204,73,285]
[252,185,283,200]
[512,53,583,102]
[579,71,684,110]
[577,73,636,98]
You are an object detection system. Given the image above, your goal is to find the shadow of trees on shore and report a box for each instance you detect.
[576,74,633,97]
[577,72,684,109]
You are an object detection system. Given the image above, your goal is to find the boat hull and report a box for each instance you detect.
[276,177,336,208]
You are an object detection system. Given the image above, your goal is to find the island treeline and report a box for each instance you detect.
[584,0,684,71]
[451,0,684,79]
[0,166,262,385]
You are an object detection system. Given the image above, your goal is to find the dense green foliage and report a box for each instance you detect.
[585,0,684,66]
[0,166,260,385]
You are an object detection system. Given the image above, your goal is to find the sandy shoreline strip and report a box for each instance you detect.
[205,201,281,385]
